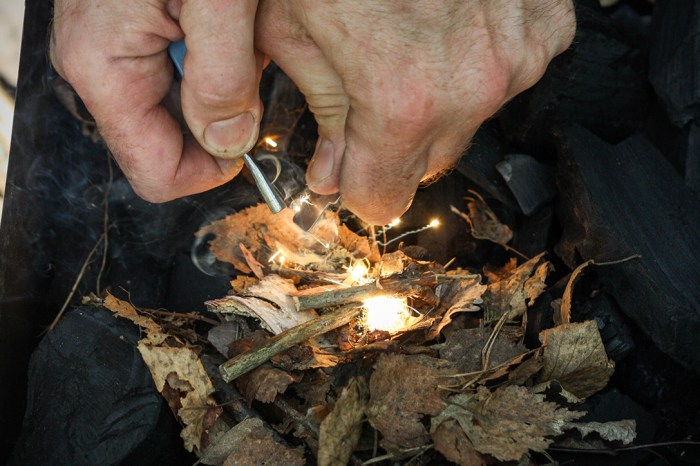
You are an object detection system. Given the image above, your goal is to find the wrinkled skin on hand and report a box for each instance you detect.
[51,0,263,202]
[51,0,575,224]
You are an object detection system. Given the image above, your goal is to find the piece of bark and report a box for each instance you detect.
[555,125,700,371]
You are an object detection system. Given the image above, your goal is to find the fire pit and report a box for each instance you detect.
[2,1,700,465]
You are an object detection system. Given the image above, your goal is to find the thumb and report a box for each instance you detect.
[178,0,263,159]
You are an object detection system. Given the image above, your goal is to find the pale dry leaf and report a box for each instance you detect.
[137,343,217,452]
[428,279,487,340]
[198,205,376,274]
[482,252,549,321]
[318,377,369,466]
[207,274,317,334]
[531,380,583,405]
[564,419,636,445]
[432,419,486,466]
[367,354,453,450]
[538,320,615,399]
[103,293,166,345]
[219,417,306,466]
[432,386,584,462]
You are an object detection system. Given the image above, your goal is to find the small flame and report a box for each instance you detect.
[264,136,278,149]
[362,296,411,333]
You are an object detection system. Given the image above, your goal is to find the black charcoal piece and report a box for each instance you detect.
[649,0,700,126]
[496,154,556,216]
[555,125,700,372]
[499,4,649,146]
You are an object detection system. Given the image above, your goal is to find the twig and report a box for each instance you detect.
[291,272,437,311]
[361,444,433,465]
[548,440,700,456]
[96,154,113,295]
[143,308,220,326]
[482,312,509,371]
[219,304,363,382]
[47,234,105,333]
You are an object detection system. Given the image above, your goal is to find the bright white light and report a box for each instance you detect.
[349,262,370,284]
[362,296,410,333]
[429,219,440,228]
[389,218,401,227]
[264,137,278,148]
[268,249,284,263]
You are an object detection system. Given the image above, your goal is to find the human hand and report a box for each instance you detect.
[50,0,264,202]
[255,0,575,224]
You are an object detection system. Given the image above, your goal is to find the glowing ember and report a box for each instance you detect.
[362,296,411,333]
[429,219,440,228]
[389,218,401,227]
[264,136,278,148]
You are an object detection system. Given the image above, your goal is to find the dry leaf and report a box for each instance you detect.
[318,377,368,466]
[367,354,452,450]
[432,386,584,462]
[432,419,486,466]
[137,343,218,452]
[230,275,258,293]
[236,365,296,404]
[565,419,636,445]
[198,205,376,274]
[558,260,593,325]
[207,275,317,334]
[218,417,306,466]
[428,278,487,339]
[451,190,513,245]
[380,250,407,277]
[538,320,615,399]
[272,341,340,371]
[240,243,265,279]
[435,328,525,374]
[483,257,518,284]
[482,253,550,321]
[103,293,166,345]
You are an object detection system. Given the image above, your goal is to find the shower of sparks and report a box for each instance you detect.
[362,296,412,333]
[289,191,312,213]
[376,218,441,247]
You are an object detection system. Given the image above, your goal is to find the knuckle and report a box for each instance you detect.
[186,73,253,110]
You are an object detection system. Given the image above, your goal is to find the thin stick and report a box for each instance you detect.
[292,273,437,311]
[96,154,113,295]
[219,304,362,382]
[47,234,105,332]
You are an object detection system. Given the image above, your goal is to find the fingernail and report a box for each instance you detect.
[308,138,335,185]
[203,112,255,156]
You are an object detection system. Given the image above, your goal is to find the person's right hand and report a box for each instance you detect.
[50,0,263,202]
